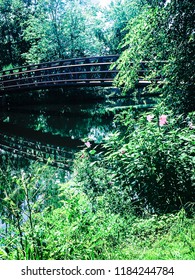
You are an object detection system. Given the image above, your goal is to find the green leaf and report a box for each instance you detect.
[89,149,96,155]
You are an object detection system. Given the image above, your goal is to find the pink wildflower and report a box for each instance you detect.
[80,154,85,158]
[147,114,154,122]
[85,141,91,148]
[159,115,168,126]
[189,122,195,129]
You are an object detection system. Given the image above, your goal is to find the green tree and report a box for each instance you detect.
[0,0,30,68]
[22,0,66,63]
[114,0,195,113]
[22,0,108,63]
[100,0,144,54]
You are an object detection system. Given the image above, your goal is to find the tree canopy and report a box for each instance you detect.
[0,0,152,65]
[114,0,195,113]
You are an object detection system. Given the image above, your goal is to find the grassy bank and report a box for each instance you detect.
[0,170,194,260]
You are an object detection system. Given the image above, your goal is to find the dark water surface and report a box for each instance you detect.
[0,101,115,147]
[0,88,154,164]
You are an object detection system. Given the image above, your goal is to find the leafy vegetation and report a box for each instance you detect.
[114,0,195,113]
[0,0,194,260]
[74,107,195,216]
[0,0,148,67]
[1,102,194,259]
[0,158,194,260]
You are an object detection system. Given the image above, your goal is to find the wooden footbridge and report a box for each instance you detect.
[0,55,154,93]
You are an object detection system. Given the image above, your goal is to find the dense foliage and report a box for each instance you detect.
[0,0,194,260]
[73,107,195,215]
[0,159,194,260]
[114,0,195,113]
[0,0,141,67]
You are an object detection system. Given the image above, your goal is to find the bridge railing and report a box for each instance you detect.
[0,55,119,76]
[0,56,165,92]
[0,55,120,78]
[0,55,121,91]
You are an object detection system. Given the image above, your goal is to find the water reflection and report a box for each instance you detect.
[0,86,156,151]
[0,101,114,145]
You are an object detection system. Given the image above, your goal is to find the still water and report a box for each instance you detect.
[0,86,155,159]
[0,101,115,146]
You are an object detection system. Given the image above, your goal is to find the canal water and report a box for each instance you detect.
[0,102,113,144]
[0,90,121,229]
[0,89,155,230]
[0,100,118,149]
[0,88,155,166]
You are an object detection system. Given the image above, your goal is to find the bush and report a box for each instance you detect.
[104,107,195,214]
[0,156,194,260]
[0,160,67,260]
[73,106,195,215]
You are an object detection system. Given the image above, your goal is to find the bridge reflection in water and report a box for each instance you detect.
[0,121,82,169]
[0,101,116,169]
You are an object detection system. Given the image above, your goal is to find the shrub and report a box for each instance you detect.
[0,160,67,260]
[103,107,195,214]
[73,106,195,215]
